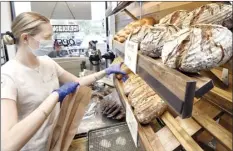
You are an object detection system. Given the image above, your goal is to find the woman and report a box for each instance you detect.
[1,12,125,151]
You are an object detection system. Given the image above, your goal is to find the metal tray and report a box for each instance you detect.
[88,123,145,151]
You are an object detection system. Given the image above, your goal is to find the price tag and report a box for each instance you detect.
[126,100,138,147]
[124,40,139,73]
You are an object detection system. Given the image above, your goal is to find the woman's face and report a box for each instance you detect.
[26,23,53,50]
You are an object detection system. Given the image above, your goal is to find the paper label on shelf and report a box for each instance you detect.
[124,40,138,73]
[126,100,138,147]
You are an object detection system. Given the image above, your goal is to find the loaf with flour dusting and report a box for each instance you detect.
[162,24,232,73]
[182,3,232,28]
[140,24,180,58]
[159,10,189,28]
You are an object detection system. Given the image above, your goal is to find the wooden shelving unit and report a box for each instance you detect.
[106,1,233,151]
[114,77,232,151]
[113,40,214,118]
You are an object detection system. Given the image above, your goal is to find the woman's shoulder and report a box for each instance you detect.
[38,56,56,64]
[1,60,18,75]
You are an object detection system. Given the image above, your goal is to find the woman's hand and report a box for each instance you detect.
[54,82,79,102]
[105,63,126,75]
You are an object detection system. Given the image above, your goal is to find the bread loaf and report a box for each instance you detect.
[117,37,126,43]
[128,25,152,44]
[131,88,156,108]
[141,17,157,26]
[140,24,180,58]
[159,10,188,28]
[182,3,232,28]
[123,76,146,96]
[128,85,152,104]
[116,64,132,80]
[113,17,156,42]
[134,94,167,124]
[162,24,232,72]
[124,80,146,96]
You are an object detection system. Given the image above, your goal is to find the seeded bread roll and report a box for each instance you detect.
[162,24,232,72]
[182,3,232,28]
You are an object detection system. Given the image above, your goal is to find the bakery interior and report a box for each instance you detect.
[1,1,233,151]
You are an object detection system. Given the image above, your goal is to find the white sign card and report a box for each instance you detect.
[126,100,138,147]
[124,40,139,73]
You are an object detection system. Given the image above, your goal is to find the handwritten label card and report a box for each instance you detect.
[126,100,138,147]
[124,40,138,73]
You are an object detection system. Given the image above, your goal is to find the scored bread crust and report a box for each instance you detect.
[162,24,232,72]
[134,94,167,124]
[159,10,188,28]
[128,85,152,104]
[124,80,146,96]
[140,24,180,58]
[182,3,232,28]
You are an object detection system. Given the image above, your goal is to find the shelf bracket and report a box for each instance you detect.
[221,68,229,86]
[123,9,138,21]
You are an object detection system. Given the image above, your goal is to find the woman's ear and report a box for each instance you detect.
[20,33,29,44]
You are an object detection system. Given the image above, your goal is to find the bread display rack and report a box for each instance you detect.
[113,77,232,151]
[106,1,232,151]
[113,40,214,118]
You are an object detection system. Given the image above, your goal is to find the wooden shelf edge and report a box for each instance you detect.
[161,112,204,151]
[193,104,232,151]
[114,75,227,151]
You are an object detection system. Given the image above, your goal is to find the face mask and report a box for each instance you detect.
[28,37,54,56]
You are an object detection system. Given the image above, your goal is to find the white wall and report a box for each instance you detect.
[1,2,16,60]
[31,2,92,20]
[91,2,105,20]
[14,2,31,16]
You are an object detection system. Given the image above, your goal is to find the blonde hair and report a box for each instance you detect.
[3,12,50,45]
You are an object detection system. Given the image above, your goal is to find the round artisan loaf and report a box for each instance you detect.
[182,3,232,28]
[141,17,157,26]
[162,24,232,73]
[128,25,152,43]
[140,24,180,58]
[117,37,126,43]
[159,10,188,28]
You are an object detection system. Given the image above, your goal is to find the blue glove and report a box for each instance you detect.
[105,63,126,76]
[54,82,79,102]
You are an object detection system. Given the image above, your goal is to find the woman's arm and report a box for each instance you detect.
[58,70,106,86]
[1,81,78,151]
[1,92,59,151]
[58,64,126,86]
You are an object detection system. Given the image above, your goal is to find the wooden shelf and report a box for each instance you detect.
[113,40,214,118]
[113,77,230,151]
